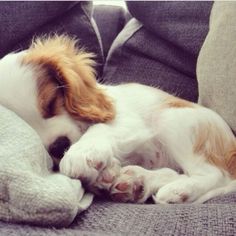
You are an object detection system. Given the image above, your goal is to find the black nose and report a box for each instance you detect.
[48,136,71,159]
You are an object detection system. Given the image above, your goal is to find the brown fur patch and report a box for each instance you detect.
[22,35,115,123]
[164,97,195,109]
[193,122,236,178]
[36,68,64,118]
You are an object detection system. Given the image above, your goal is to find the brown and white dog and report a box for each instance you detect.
[0,35,236,204]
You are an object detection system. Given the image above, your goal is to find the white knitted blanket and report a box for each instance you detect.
[0,105,93,227]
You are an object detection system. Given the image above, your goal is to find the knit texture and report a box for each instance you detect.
[1,196,236,236]
[0,105,93,227]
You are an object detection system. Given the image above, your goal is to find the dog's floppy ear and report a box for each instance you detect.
[23,35,115,123]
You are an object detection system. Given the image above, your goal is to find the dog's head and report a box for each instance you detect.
[0,35,114,160]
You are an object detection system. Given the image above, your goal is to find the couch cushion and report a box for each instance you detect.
[197,2,236,133]
[103,1,213,102]
[1,196,236,235]
[0,1,103,75]
[127,1,212,56]
[93,5,131,59]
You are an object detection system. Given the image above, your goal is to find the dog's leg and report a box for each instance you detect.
[153,163,227,204]
[149,107,232,204]
[59,123,120,184]
[110,165,181,203]
[59,115,150,185]
[109,163,228,204]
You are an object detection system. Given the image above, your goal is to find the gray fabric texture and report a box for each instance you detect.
[0,1,104,76]
[0,105,93,227]
[1,196,236,236]
[93,5,131,59]
[103,1,213,102]
[197,1,236,133]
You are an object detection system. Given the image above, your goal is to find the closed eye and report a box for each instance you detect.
[44,95,57,119]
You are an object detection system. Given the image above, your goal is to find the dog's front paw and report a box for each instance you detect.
[59,143,113,184]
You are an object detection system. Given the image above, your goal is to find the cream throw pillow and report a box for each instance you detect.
[0,105,93,227]
[197,1,236,133]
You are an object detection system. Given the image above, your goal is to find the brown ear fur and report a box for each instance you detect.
[23,35,115,123]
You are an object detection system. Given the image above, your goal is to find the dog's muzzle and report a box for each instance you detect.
[48,136,71,159]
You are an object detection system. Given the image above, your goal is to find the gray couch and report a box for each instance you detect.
[1,1,236,235]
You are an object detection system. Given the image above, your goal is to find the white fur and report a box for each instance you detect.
[0,52,235,204]
[0,53,83,148]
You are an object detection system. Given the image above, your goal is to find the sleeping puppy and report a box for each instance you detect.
[0,35,235,204]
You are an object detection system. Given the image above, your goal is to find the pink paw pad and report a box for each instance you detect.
[115,182,130,191]
[87,160,104,170]
[111,176,145,203]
